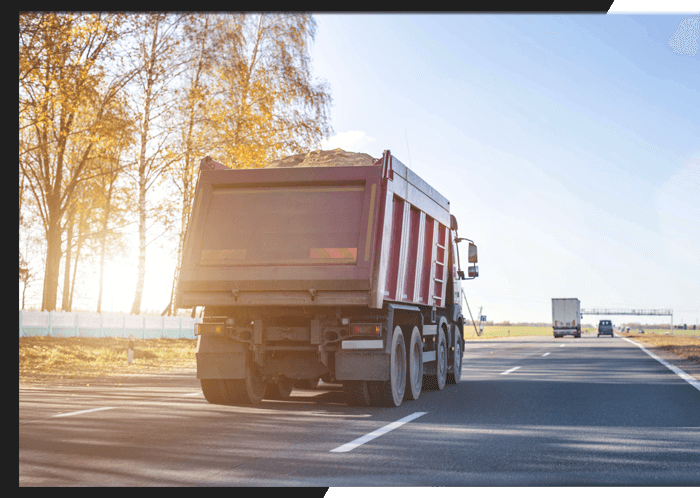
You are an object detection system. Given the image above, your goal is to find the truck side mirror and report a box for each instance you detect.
[468,243,477,263]
[454,237,478,279]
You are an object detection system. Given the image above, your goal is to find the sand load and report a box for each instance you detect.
[264,148,377,168]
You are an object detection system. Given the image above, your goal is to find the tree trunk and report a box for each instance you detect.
[42,212,63,312]
[97,180,114,314]
[130,18,159,316]
[130,164,147,315]
[61,212,74,311]
[169,175,190,314]
[68,221,84,313]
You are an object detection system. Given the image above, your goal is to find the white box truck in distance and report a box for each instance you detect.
[552,298,581,338]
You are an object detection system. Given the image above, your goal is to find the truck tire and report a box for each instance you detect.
[343,380,372,406]
[369,326,407,407]
[265,377,294,400]
[224,361,267,405]
[446,334,462,384]
[424,326,448,391]
[404,326,423,401]
[201,379,229,405]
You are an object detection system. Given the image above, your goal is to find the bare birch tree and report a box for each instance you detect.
[163,13,222,315]
[126,12,188,315]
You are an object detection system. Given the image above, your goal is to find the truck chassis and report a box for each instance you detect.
[196,302,465,407]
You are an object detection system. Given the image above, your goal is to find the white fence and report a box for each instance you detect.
[19,310,201,339]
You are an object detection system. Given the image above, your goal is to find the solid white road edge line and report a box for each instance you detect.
[501,366,521,375]
[330,411,428,453]
[52,407,115,418]
[621,336,700,393]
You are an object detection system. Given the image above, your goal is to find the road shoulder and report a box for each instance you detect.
[621,335,700,382]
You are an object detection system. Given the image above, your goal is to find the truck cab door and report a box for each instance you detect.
[448,236,462,306]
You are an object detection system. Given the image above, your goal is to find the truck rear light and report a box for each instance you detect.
[350,324,381,336]
[197,324,224,335]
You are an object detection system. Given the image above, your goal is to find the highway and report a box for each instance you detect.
[19,333,700,486]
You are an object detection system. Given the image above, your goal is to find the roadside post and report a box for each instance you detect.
[128,334,136,365]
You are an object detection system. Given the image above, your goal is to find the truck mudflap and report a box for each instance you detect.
[335,350,390,381]
[197,352,247,379]
[196,335,248,379]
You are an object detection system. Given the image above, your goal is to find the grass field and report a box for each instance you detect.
[19,326,700,382]
[464,325,553,338]
[19,336,197,381]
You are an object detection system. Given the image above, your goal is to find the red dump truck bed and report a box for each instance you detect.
[176,151,453,310]
[177,149,478,408]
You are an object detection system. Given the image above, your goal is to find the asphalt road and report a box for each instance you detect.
[19,333,700,486]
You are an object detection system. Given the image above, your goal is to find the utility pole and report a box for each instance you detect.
[478,306,485,336]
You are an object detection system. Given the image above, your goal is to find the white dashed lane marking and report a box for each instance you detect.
[330,412,428,453]
[501,366,521,375]
[52,407,115,418]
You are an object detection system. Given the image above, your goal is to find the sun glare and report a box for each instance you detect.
[102,262,137,313]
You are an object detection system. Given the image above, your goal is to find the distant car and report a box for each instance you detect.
[598,320,613,337]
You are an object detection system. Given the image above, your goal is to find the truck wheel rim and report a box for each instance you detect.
[438,344,445,377]
[393,333,406,401]
[436,326,447,389]
[411,340,421,389]
[454,341,461,380]
[249,365,266,400]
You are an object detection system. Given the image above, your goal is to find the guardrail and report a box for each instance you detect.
[19,310,202,339]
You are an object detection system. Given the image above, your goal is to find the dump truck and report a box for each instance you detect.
[552,298,581,338]
[175,149,479,407]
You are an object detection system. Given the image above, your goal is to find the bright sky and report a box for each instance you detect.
[25,10,698,330]
[312,12,700,326]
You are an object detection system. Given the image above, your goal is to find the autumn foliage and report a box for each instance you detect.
[19,13,332,313]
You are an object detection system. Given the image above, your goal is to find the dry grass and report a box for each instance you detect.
[19,336,196,381]
[621,332,700,363]
[465,325,552,338]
